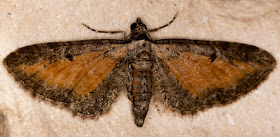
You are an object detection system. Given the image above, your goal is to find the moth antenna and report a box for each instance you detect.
[82,23,126,38]
[147,12,178,32]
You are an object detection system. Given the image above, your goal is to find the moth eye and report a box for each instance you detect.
[130,23,138,31]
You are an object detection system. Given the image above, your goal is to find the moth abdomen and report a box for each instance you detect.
[127,40,153,127]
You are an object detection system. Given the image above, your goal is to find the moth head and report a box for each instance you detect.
[130,17,148,33]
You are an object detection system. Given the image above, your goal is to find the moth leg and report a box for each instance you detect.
[81,23,126,38]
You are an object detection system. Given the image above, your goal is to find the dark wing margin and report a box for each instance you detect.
[152,39,276,114]
[3,39,128,117]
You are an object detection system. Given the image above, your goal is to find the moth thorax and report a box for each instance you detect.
[128,40,152,70]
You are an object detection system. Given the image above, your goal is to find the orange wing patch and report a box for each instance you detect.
[14,60,50,75]
[14,45,127,98]
[154,45,257,97]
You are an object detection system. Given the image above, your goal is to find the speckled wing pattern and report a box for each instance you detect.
[4,40,128,117]
[152,39,275,114]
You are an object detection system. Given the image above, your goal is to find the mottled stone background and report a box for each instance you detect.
[0,0,279,137]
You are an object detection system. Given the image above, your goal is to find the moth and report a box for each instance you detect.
[4,14,276,127]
